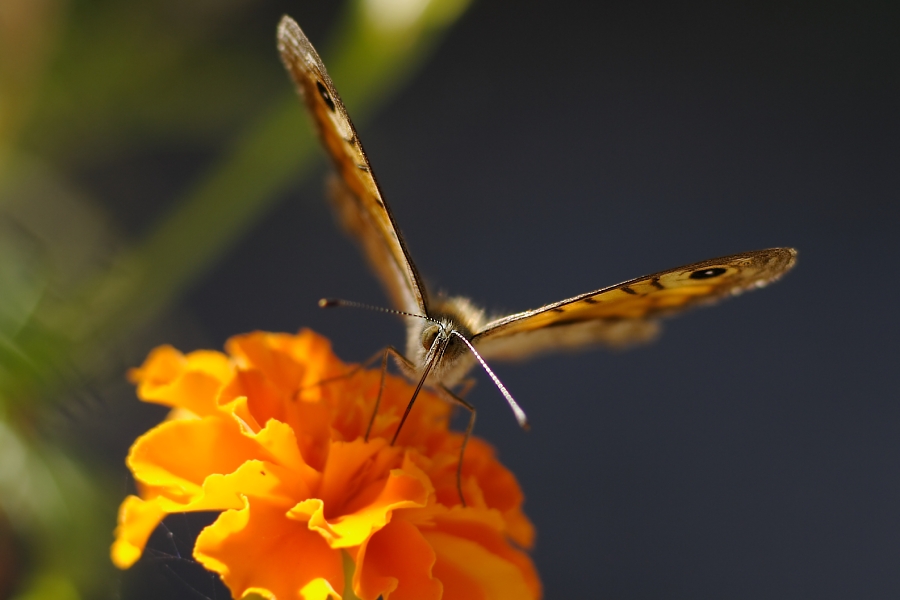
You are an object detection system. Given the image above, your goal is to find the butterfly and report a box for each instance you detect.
[276,15,796,483]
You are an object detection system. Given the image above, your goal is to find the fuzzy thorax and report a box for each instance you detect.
[403,295,488,388]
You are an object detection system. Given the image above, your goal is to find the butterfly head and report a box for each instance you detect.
[407,300,530,431]
[318,296,529,429]
[406,295,489,386]
[407,315,475,387]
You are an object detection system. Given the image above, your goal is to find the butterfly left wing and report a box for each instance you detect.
[277,16,429,316]
[472,248,796,361]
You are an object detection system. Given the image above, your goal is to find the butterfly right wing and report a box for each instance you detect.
[473,248,796,360]
[277,16,428,316]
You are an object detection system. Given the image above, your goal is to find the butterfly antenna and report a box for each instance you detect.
[450,331,529,430]
[319,298,438,324]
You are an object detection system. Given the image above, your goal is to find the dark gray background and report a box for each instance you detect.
[116,1,900,598]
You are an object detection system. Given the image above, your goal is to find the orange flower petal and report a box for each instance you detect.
[217,393,260,431]
[316,438,393,511]
[459,438,535,548]
[425,531,539,600]
[249,368,334,472]
[250,418,321,488]
[355,518,442,600]
[154,459,305,514]
[127,416,263,501]
[184,350,235,381]
[128,345,183,386]
[226,330,340,393]
[110,495,167,569]
[130,347,233,416]
[117,330,541,599]
[113,459,315,565]
[300,578,343,600]
[194,498,343,600]
[294,443,432,548]
[427,510,542,600]
[132,417,322,513]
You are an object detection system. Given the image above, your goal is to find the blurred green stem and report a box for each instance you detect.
[3,2,474,598]
[89,0,471,343]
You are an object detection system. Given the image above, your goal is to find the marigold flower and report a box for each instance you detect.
[112,329,540,600]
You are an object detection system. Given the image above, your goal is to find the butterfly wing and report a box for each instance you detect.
[277,16,428,316]
[472,248,797,360]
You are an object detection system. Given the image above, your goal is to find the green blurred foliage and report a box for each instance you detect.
[0,0,471,597]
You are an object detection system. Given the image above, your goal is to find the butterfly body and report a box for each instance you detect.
[404,296,483,387]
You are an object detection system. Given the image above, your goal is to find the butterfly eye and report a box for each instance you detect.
[316,81,336,112]
[689,267,728,280]
[422,326,440,350]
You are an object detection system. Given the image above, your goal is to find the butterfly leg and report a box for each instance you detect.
[454,377,477,400]
[442,377,476,486]
[436,385,476,507]
[294,347,385,395]
[367,346,418,442]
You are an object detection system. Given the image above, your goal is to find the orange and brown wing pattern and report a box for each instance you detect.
[277,16,428,315]
[474,248,796,345]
